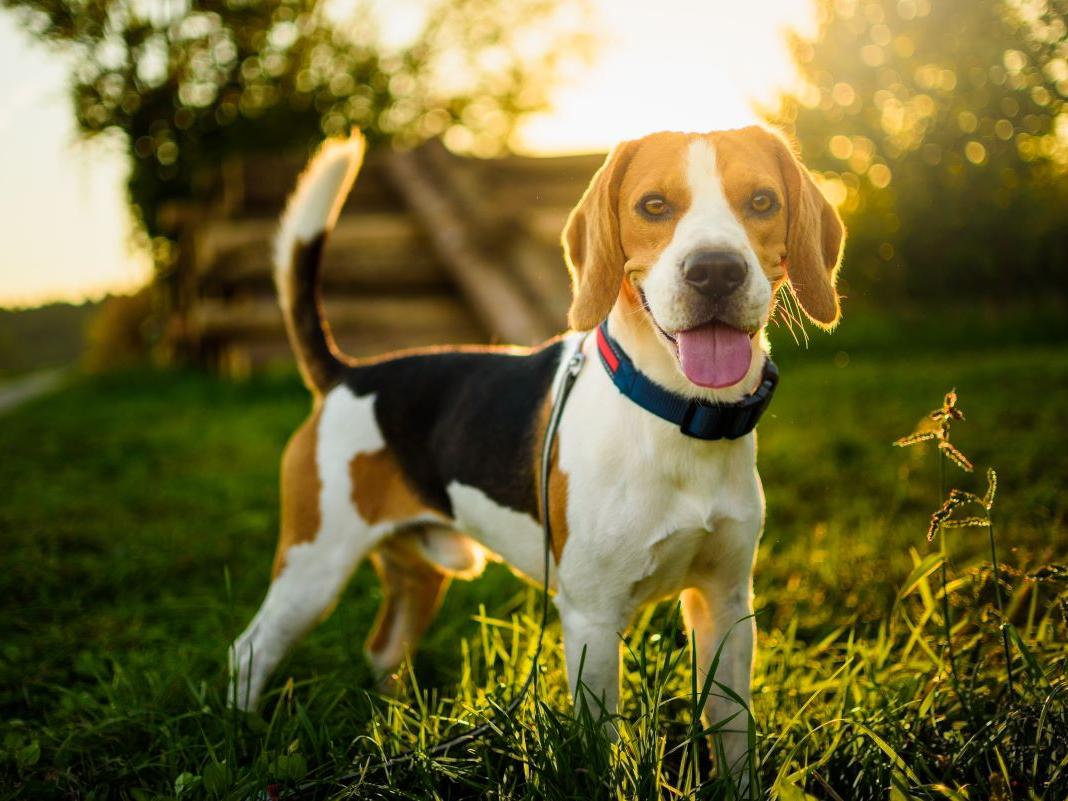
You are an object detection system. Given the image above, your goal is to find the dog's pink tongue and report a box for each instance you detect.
[676,322,753,388]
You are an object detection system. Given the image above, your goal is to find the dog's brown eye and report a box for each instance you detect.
[639,194,670,219]
[750,191,777,214]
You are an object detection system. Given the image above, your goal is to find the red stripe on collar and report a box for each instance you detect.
[596,326,619,373]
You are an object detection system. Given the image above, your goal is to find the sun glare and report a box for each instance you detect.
[517,0,816,154]
[0,0,814,307]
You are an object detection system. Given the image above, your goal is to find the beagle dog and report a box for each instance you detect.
[229,127,844,782]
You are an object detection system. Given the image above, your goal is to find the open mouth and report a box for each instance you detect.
[638,290,756,389]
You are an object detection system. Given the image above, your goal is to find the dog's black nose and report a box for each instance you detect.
[682,250,748,298]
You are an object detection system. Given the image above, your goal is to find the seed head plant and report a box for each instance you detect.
[894,389,973,473]
[894,389,976,703]
[927,467,997,542]
[895,390,1015,701]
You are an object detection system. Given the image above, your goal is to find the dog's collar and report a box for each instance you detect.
[595,322,778,440]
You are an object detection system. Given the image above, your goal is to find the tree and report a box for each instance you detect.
[3,0,591,259]
[771,0,1068,301]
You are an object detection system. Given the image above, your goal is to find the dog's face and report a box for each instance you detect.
[563,126,844,391]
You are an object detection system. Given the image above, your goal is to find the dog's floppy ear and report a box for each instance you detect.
[562,140,638,331]
[770,132,845,328]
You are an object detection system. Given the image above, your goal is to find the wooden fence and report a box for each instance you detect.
[160,140,604,373]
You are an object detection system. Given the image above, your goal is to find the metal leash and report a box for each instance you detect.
[279,335,588,797]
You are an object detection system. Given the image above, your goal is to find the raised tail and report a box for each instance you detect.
[274,133,366,394]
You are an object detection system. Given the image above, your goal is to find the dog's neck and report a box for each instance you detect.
[604,305,769,405]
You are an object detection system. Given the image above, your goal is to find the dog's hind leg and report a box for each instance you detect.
[364,531,451,682]
[228,521,372,711]
[228,396,378,711]
[365,526,487,682]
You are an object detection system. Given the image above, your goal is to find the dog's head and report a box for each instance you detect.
[563,126,844,397]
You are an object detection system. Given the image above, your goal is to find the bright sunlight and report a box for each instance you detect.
[0,0,814,307]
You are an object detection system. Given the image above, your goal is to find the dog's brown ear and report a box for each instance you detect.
[770,132,845,328]
[562,141,637,331]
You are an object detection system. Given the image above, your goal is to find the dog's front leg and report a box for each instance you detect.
[556,596,628,723]
[681,518,760,793]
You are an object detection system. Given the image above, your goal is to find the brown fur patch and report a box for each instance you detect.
[272,408,323,577]
[532,394,570,561]
[711,127,843,325]
[608,132,696,354]
[616,131,693,281]
[547,450,570,563]
[562,140,637,331]
[350,449,432,525]
[564,132,698,331]
[365,535,449,665]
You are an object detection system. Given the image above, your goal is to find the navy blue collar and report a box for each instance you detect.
[595,322,778,440]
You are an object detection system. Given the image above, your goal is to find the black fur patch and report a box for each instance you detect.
[342,339,565,519]
[289,235,343,393]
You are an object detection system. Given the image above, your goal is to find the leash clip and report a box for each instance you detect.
[566,349,586,377]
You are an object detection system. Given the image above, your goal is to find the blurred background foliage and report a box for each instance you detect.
[0,0,1064,352]
[770,0,1068,302]
[0,0,592,253]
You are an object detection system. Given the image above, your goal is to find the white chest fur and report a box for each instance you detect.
[440,334,765,619]
[552,336,765,615]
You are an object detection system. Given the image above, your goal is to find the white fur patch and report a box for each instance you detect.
[273,134,365,310]
[316,384,383,533]
[415,528,489,578]
[553,333,763,614]
[680,140,751,254]
[446,481,550,585]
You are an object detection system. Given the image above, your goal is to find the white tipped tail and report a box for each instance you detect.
[274,133,366,311]
[273,133,366,393]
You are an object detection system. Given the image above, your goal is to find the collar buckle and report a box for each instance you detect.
[597,321,779,441]
[680,400,721,440]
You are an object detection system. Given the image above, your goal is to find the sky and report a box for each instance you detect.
[0,0,816,308]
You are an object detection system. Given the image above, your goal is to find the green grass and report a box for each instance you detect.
[2,306,1066,799]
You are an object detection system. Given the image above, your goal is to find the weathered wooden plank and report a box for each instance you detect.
[173,143,609,372]
[195,214,425,272]
[202,254,446,294]
[509,238,571,328]
[418,139,517,242]
[484,181,589,209]
[522,207,573,246]
[219,317,486,370]
[481,151,606,179]
[229,148,600,219]
[383,150,554,345]
[194,214,447,292]
[193,294,483,342]
[473,151,602,208]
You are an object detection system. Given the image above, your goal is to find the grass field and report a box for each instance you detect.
[2,304,1066,799]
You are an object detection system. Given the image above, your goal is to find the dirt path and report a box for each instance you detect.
[0,368,67,415]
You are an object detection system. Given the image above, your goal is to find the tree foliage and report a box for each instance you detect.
[771,0,1068,301]
[3,0,590,257]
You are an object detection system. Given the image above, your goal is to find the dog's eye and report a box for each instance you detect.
[638,194,671,219]
[749,191,778,215]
